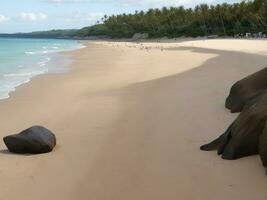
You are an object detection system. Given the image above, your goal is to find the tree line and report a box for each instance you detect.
[78,0,267,38]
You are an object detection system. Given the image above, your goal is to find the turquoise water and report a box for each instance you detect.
[0,38,84,99]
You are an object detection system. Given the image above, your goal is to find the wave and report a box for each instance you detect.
[4,70,46,78]
[0,39,85,100]
[38,57,51,67]
[0,70,46,99]
[25,50,51,55]
[43,46,59,50]
[25,43,84,56]
[4,73,32,78]
[25,51,36,55]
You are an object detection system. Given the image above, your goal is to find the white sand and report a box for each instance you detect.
[0,39,266,199]
[98,38,267,55]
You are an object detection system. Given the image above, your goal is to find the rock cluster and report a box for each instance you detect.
[201,68,267,171]
[225,67,267,113]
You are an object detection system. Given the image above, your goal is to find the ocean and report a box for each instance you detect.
[0,38,84,99]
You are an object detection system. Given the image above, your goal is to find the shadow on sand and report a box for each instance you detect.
[77,47,267,199]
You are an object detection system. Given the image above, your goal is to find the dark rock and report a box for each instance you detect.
[3,126,56,154]
[225,67,267,113]
[201,91,267,167]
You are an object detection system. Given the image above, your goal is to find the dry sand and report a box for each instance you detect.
[0,39,267,199]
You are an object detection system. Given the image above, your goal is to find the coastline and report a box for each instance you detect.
[6,45,80,100]
[1,40,267,199]
[0,38,84,100]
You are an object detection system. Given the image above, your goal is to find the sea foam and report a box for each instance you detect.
[0,38,84,100]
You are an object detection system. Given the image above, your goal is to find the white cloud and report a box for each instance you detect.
[84,12,105,22]
[0,14,9,23]
[45,0,87,3]
[19,12,47,21]
[104,0,241,8]
[44,0,241,7]
[64,12,104,24]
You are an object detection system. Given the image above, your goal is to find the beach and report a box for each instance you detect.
[1,39,267,199]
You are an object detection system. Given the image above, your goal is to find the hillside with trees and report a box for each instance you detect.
[0,0,266,39]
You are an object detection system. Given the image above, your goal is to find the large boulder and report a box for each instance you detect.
[3,126,56,154]
[201,91,267,168]
[225,67,267,113]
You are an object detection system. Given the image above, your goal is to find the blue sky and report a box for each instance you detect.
[0,0,241,33]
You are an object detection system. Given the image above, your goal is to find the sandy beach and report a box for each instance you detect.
[0,39,267,199]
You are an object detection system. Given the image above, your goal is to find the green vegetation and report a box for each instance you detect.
[0,29,77,39]
[75,24,109,37]
[102,0,267,38]
[1,0,267,39]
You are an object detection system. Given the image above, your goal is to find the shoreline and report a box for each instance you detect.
[0,40,84,101]
[9,38,267,103]
[1,40,267,199]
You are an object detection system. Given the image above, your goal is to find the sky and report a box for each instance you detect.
[0,0,241,33]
